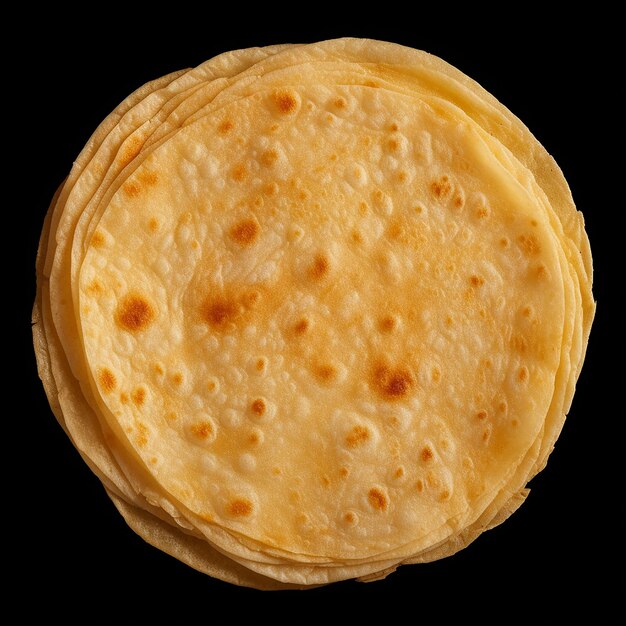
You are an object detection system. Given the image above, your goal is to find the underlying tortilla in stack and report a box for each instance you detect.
[33,38,594,588]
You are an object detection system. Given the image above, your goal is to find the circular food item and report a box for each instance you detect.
[33,38,594,588]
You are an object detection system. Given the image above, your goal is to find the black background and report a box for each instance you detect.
[16,9,624,626]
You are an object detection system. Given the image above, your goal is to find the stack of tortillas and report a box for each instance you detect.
[33,38,594,588]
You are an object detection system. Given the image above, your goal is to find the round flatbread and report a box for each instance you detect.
[33,38,594,588]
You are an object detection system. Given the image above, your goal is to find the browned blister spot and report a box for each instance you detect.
[272,89,299,114]
[397,171,409,183]
[148,217,159,233]
[535,265,549,279]
[201,296,241,329]
[91,231,106,248]
[248,431,260,445]
[344,511,356,523]
[123,171,157,197]
[499,400,508,413]
[387,137,400,152]
[421,446,434,462]
[116,294,155,332]
[340,467,350,478]
[351,229,363,244]
[387,221,403,241]
[310,253,329,280]
[371,364,413,400]
[475,410,488,420]
[242,290,261,309]
[415,479,424,493]
[260,149,279,167]
[346,425,371,448]
[386,216,422,247]
[123,181,141,198]
[256,358,267,372]
[321,475,331,487]
[333,97,347,109]
[139,171,158,186]
[431,175,452,199]
[372,189,385,204]
[165,411,177,421]
[231,163,248,182]
[517,366,529,382]
[500,237,510,248]
[469,275,485,287]
[378,315,396,333]
[314,363,338,384]
[227,499,253,517]
[293,318,309,335]
[190,422,213,439]
[229,218,259,246]
[120,392,129,404]
[368,488,388,511]
[86,279,104,296]
[218,119,234,134]
[453,194,465,209]
[98,368,116,393]
[171,373,183,386]
[136,422,148,447]
[518,233,541,256]
[264,182,279,196]
[476,203,490,218]
[395,467,405,478]
[251,398,266,416]
[438,489,451,502]
[131,387,146,407]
